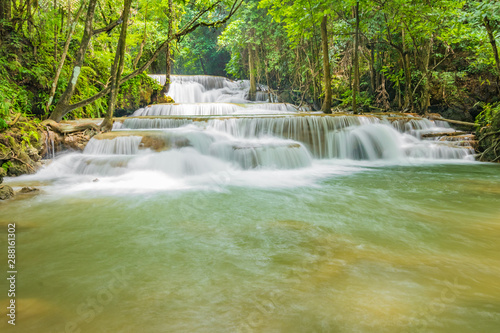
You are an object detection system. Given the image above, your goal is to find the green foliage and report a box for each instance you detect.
[341,90,373,110]
[116,72,163,114]
[0,119,8,130]
[69,66,109,119]
[1,161,12,173]
[218,0,295,88]
[475,102,500,128]
[0,0,499,119]
[173,26,230,76]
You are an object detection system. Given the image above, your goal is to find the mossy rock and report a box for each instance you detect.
[8,161,31,176]
[115,74,164,117]
[0,143,10,160]
[7,135,18,149]
[0,185,14,200]
[157,95,175,104]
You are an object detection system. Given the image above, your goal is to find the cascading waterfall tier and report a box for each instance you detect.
[41,75,474,181]
[131,102,299,117]
[150,74,280,104]
[114,113,473,160]
[78,126,313,173]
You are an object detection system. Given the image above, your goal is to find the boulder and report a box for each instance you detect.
[0,185,14,200]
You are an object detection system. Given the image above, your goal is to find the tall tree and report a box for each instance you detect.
[48,0,122,121]
[0,0,11,22]
[46,3,85,113]
[320,15,332,113]
[473,0,500,83]
[352,1,360,113]
[161,0,174,95]
[248,34,257,100]
[49,0,99,122]
[101,0,133,131]
[260,0,336,109]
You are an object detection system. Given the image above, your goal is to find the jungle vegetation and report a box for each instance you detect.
[0,0,499,160]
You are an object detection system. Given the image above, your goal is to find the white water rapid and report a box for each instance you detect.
[32,75,474,192]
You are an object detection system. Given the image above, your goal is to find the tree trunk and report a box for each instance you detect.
[53,0,57,69]
[248,44,256,101]
[484,16,500,82]
[0,0,11,21]
[133,5,148,69]
[352,1,360,114]
[400,29,413,111]
[46,3,85,112]
[369,44,376,93]
[160,43,172,94]
[0,0,12,37]
[402,55,412,110]
[101,0,132,131]
[199,57,207,75]
[49,0,99,122]
[161,0,173,95]
[27,0,32,33]
[320,15,332,114]
[420,36,433,114]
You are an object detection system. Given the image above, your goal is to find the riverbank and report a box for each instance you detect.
[0,117,99,176]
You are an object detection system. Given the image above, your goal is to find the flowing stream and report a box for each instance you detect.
[1,75,499,332]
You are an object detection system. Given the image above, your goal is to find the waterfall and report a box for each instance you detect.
[132,103,241,116]
[150,75,280,104]
[44,130,56,159]
[118,118,194,130]
[40,74,474,181]
[84,136,143,155]
[209,139,312,169]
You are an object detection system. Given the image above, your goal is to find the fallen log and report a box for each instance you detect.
[422,131,468,138]
[428,116,478,127]
[41,119,100,134]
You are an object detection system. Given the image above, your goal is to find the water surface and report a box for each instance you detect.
[1,162,499,333]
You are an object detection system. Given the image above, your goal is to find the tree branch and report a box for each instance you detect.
[175,0,242,40]
[61,0,243,115]
[92,18,122,36]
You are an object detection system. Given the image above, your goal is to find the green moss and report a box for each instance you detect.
[0,143,10,160]
[115,73,163,116]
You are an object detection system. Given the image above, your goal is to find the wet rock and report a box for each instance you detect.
[0,185,14,200]
[19,187,40,194]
